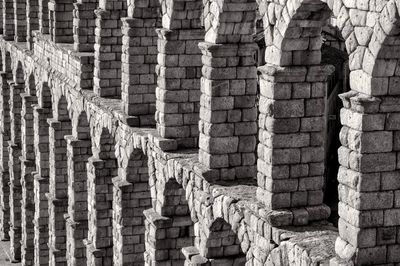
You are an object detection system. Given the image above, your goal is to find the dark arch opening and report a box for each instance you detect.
[4,51,11,74]
[258,0,350,225]
[65,110,92,265]
[87,128,118,260]
[15,62,24,84]
[28,73,36,96]
[112,148,152,264]
[201,218,245,263]
[33,81,53,265]
[75,111,91,140]
[155,178,195,264]
[40,82,52,109]
[321,29,350,226]
[0,50,3,72]
[48,95,72,264]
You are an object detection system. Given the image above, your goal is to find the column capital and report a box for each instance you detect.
[198,41,258,57]
[47,118,61,128]
[94,8,110,19]
[258,64,335,83]
[339,91,381,114]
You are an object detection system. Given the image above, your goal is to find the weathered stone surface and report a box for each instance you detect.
[1,1,400,266]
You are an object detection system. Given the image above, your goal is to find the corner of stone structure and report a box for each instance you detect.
[147,131,178,152]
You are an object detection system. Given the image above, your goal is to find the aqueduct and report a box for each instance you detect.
[0,0,398,265]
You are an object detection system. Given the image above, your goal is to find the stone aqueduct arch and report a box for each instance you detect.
[0,0,399,265]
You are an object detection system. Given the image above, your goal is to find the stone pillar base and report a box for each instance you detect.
[182,246,246,266]
[8,225,21,262]
[0,170,10,241]
[47,193,68,266]
[8,143,21,262]
[84,239,111,266]
[33,174,49,266]
[144,208,192,265]
[20,159,35,266]
[65,215,87,266]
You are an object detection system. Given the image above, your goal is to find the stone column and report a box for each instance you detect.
[182,246,209,266]
[112,178,134,265]
[3,0,15,40]
[143,209,172,265]
[20,93,37,266]
[8,83,24,262]
[155,29,203,148]
[0,73,11,241]
[27,0,40,48]
[121,15,158,126]
[112,149,151,265]
[73,1,97,52]
[197,42,258,180]
[47,118,70,265]
[0,0,3,34]
[33,105,51,266]
[65,136,91,266]
[48,0,73,43]
[256,65,334,225]
[144,208,193,265]
[14,0,27,42]
[334,91,399,264]
[93,2,126,97]
[39,0,49,34]
[85,157,114,266]
[20,159,35,266]
[8,143,22,262]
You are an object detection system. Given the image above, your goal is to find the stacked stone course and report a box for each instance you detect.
[1,0,400,265]
[20,87,37,266]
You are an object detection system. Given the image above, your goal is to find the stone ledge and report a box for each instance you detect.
[147,132,178,152]
[83,239,106,258]
[143,208,172,229]
[267,223,338,265]
[259,205,331,227]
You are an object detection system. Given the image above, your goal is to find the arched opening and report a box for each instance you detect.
[74,111,91,140]
[65,110,92,265]
[256,0,349,225]
[19,72,38,265]
[200,218,245,264]
[0,51,11,242]
[8,60,25,263]
[11,62,24,145]
[33,81,53,266]
[4,51,12,75]
[15,61,24,84]
[0,50,3,71]
[144,177,195,265]
[86,127,117,264]
[113,148,152,265]
[39,81,52,109]
[48,95,72,265]
[321,31,349,226]
[28,73,36,96]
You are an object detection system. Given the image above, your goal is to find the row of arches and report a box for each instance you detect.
[0,49,249,266]
[2,0,400,264]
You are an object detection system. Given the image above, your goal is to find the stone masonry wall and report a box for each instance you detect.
[0,0,400,266]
